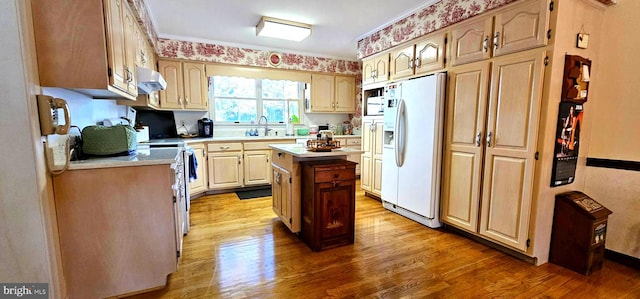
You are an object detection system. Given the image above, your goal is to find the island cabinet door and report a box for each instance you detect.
[272,166,292,230]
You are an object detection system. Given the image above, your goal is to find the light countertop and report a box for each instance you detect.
[269,143,364,158]
[139,134,362,145]
[68,148,181,170]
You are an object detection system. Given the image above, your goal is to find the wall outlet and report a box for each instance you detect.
[180,120,185,126]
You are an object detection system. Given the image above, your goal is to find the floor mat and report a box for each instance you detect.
[236,188,272,200]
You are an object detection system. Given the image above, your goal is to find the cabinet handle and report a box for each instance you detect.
[178,97,183,105]
[266,157,269,163]
[127,68,133,83]
[220,146,230,150]
[483,36,489,53]
[371,69,377,79]
[476,131,482,147]
[185,97,189,104]
[493,32,500,51]
[486,131,493,147]
[414,58,421,68]
[238,156,241,164]
[409,59,414,69]
[370,123,375,131]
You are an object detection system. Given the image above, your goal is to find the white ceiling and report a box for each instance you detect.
[146,0,438,61]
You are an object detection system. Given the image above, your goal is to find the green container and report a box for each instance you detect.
[82,125,137,156]
[296,128,309,136]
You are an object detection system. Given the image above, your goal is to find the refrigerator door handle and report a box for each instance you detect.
[395,99,406,167]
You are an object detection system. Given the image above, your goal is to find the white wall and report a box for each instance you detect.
[42,87,127,130]
[584,0,640,259]
[0,1,62,297]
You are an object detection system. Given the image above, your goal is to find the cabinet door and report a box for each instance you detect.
[374,54,390,82]
[104,0,128,92]
[479,50,545,250]
[122,5,138,96]
[272,167,282,215]
[189,143,207,194]
[360,119,374,192]
[207,152,243,189]
[158,60,184,109]
[244,150,270,186]
[389,44,415,81]
[334,76,356,112]
[493,0,549,57]
[316,180,355,240]
[441,61,490,233]
[310,74,335,112]
[362,58,376,86]
[183,62,208,110]
[371,120,384,196]
[450,18,494,66]
[414,32,446,76]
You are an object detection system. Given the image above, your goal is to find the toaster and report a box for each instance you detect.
[82,125,137,156]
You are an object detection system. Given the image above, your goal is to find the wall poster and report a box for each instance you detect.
[551,102,584,187]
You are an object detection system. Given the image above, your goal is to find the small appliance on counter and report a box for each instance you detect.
[81,125,137,156]
[198,118,213,137]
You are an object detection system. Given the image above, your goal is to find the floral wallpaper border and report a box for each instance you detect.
[156,38,362,76]
[357,0,617,59]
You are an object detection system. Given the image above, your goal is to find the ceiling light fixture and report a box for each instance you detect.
[256,16,311,42]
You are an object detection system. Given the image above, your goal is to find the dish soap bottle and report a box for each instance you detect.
[286,117,294,136]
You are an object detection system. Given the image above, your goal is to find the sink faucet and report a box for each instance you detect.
[258,115,271,136]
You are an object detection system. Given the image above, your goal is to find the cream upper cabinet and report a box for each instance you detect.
[362,53,390,86]
[158,60,208,111]
[308,74,356,113]
[309,74,335,112]
[441,49,545,251]
[449,0,549,66]
[189,143,208,195]
[31,0,138,100]
[122,5,138,95]
[389,32,446,81]
[244,150,271,186]
[334,76,356,112]
[450,18,494,66]
[360,117,384,197]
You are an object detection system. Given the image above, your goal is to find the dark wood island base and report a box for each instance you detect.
[301,160,357,251]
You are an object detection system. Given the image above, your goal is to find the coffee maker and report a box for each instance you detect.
[198,118,213,137]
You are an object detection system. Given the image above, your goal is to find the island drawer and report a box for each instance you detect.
[207,143,242,152]
[271,150,293,170]
[345,138,361,146]
[314,167,356,183]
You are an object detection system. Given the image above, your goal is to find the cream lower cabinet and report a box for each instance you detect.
[360,117,384,197]
[271,150,297,232]
[441,49,545,251]
[244,150,271,186]
[189,143,208,195]
[207,143,243,189]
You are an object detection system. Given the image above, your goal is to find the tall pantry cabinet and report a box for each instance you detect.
[441,0,550,252]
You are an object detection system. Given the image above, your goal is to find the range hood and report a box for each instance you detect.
[136,66,167,94]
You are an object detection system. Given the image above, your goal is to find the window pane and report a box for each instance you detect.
[263,100,286,123]
[214,98,257,122]
[262,79,300,99]
[213,76,256,98]
[288,101,300,123]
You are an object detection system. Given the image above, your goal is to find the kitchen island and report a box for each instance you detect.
[269,144,363,234]
[53,148,186,298]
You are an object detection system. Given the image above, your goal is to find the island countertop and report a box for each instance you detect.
[269,143,364,158]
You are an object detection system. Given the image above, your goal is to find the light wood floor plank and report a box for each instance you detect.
[126,183,640,298]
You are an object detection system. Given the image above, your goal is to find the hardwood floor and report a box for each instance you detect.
[127,183,640,298]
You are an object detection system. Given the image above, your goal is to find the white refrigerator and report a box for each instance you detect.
[381,73,446,228]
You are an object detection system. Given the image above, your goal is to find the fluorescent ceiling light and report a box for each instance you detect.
[256,16,311,42]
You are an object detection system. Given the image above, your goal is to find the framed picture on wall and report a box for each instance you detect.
[551,102,584,187]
